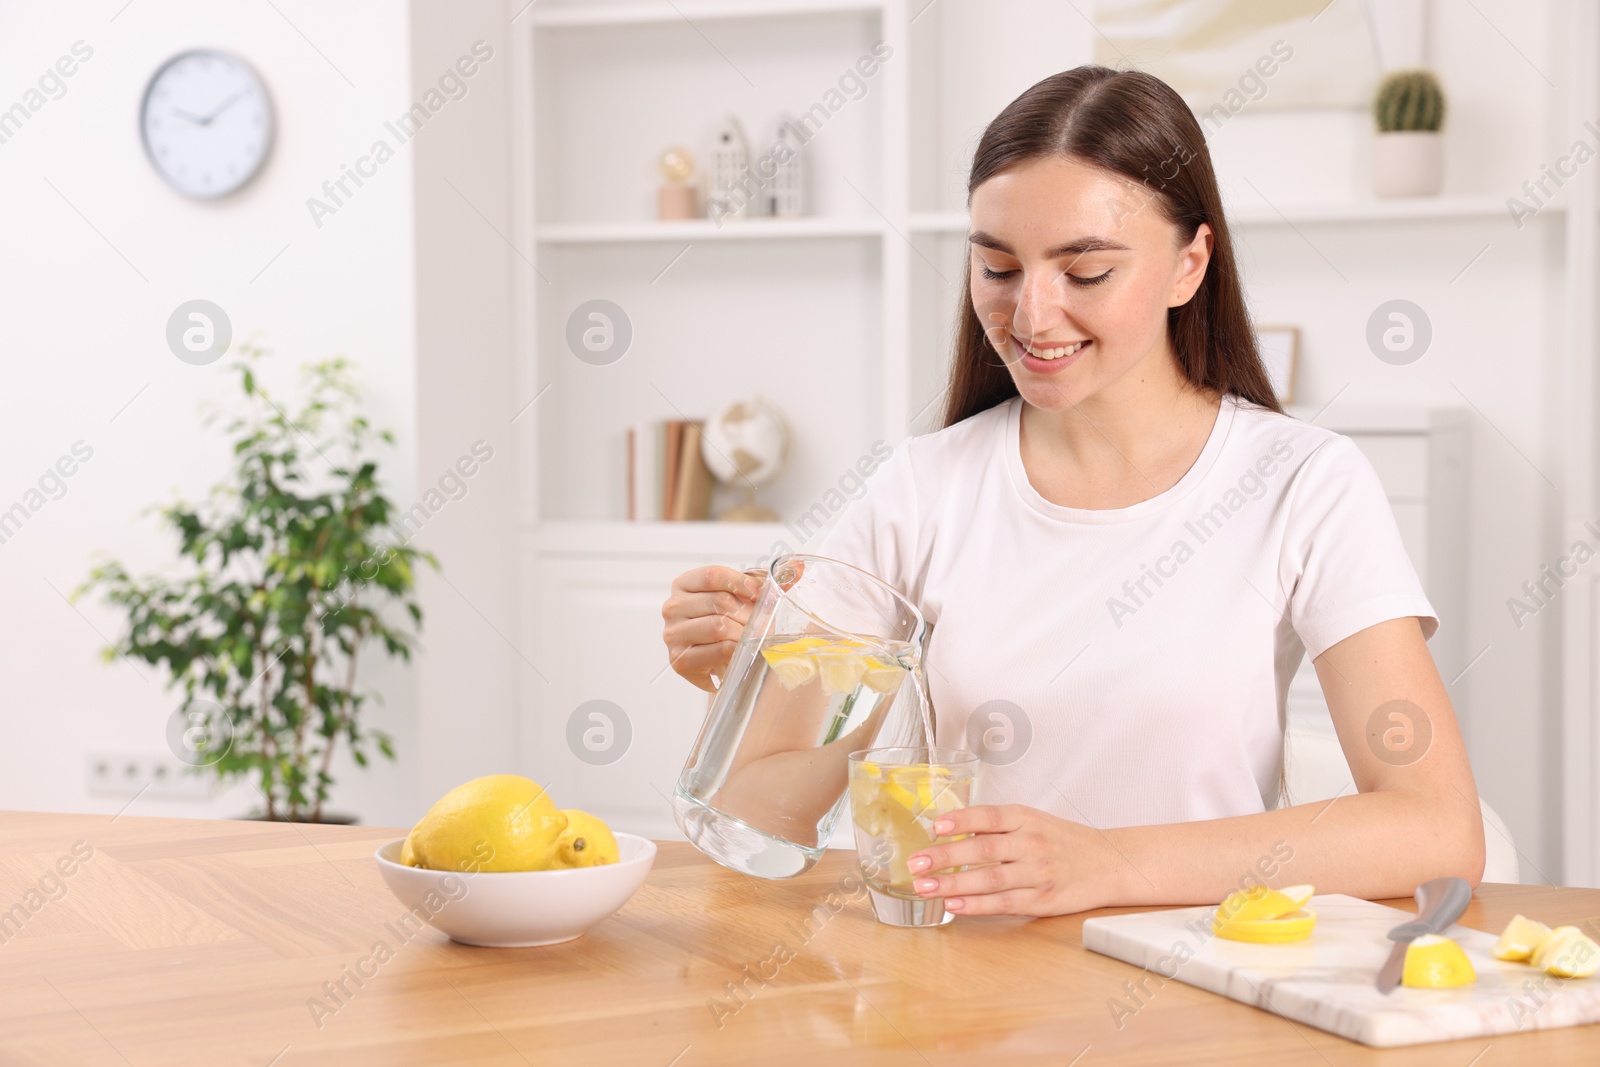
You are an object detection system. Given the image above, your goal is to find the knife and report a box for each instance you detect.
[1376,876,1473,994]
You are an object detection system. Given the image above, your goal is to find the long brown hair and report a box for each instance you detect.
[943,65,1282,429]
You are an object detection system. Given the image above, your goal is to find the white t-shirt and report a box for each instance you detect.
[814,393,1437,828]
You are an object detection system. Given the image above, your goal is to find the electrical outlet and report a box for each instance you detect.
[86,753,214,800]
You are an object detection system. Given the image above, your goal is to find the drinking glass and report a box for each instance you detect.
[848,747,981,927]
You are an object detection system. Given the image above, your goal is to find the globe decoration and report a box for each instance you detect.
[700,397,790,522]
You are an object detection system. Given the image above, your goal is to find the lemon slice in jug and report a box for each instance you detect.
[761,636,830,690]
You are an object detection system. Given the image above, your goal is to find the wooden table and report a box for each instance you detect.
[3,812,1598,1066]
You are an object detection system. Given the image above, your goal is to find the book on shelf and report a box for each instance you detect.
[626,419,713,521]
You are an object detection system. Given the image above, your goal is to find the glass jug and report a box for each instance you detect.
[673,553,932,878]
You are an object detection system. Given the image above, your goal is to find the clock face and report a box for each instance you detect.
[140,50,273,199]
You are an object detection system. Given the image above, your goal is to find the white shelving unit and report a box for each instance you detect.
[510,0,908,837]
[506,1,1598,854]
[529,0,887,29]
[909,195,1560,233]
[537,216,887,244]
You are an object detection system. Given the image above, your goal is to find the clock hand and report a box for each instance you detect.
[198,92,244,126]
[170,107,207,124]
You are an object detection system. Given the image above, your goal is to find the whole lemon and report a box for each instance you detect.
[550,809,620,868]
[403,775,567,873]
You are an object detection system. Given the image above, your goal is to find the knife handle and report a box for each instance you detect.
[1387,877,1473,941]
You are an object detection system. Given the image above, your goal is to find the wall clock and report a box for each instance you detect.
[140,49,273,199]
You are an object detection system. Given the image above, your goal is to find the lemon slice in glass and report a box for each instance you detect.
[1531,926,1600,978]
[1402,934,1477,988]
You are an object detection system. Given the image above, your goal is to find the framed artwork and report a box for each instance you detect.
[1255,325,1299,405]
[1091,0,1382,111]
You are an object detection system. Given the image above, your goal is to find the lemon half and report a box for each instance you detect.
[1402,934,1477,989]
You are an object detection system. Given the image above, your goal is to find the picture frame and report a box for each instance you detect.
[1254,325,1299,406]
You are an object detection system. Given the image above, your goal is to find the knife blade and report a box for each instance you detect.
[1376,876,1473,994]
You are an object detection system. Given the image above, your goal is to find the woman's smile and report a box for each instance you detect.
[1014,334,1092,374]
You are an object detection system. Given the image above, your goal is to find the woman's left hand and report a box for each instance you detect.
[905,804,1133,917]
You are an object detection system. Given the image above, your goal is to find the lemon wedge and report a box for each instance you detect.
[860,660,906,694]
[761,637,830,690]
[1531,926,1600,978]
[765,636,832,654]
[815,648,870,694]
[880,765,962,820]
[1402,934,1477,988]
[1492,914,1554,962]
[765,654,817,689]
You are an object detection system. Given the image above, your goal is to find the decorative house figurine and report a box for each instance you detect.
[705,115,753,223]
[763,115,807,218]
[657,146,699,220]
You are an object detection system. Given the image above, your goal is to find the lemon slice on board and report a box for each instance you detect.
[1212,885,1318,943]
[1217,886,1303,924]
[1531,926,1600,978]
[1402,934,1477,988]
[1492,914,1554,962]
[1280,885,1315,908]
[1212,908,1317,943]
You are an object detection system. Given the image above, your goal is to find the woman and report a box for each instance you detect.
[660,66,1485,917]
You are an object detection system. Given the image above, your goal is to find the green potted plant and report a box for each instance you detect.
[77,346,435,823]
[1371,69,1446,198]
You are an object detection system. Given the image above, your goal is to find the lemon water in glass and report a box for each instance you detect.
[848,747,980,927]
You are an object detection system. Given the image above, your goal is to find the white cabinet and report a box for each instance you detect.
[1281,407,1469,737]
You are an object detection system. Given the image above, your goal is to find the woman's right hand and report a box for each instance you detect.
[662,565,765,693]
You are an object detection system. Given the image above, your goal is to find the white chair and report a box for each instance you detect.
[1282,725,1521,883]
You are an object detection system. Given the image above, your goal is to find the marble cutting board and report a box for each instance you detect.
[1082,894,1600,1047]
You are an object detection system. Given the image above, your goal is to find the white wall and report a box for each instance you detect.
[0,0,421,825]
[1217,0,1569,884]
[407,0,520,804]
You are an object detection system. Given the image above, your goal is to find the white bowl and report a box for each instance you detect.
[373,832,656,947]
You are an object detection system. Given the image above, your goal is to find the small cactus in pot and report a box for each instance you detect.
[1374,70,1446,133]
[1371,69,1447,197]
